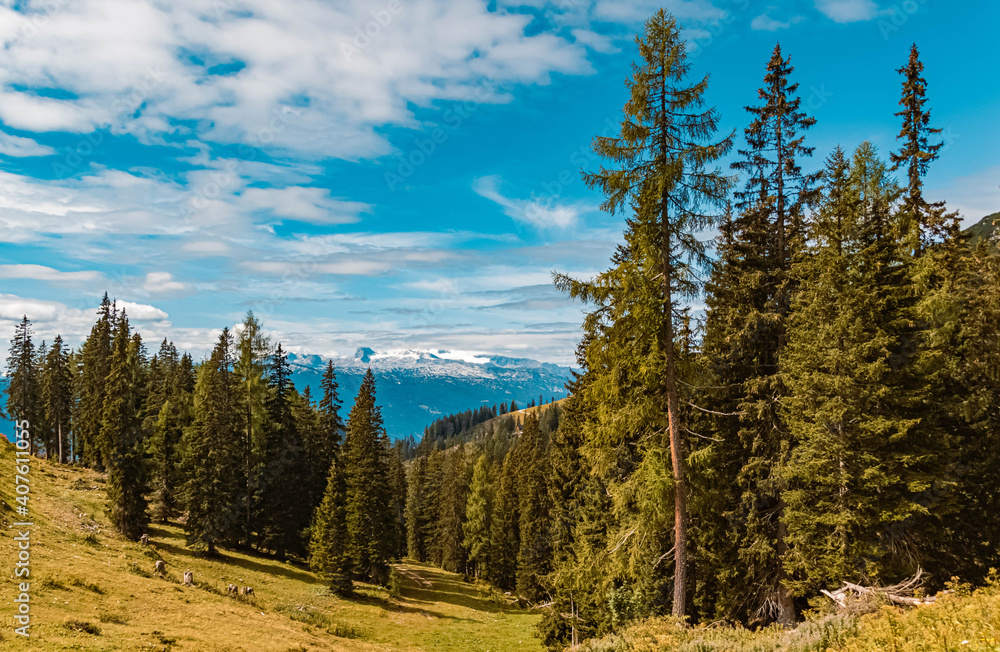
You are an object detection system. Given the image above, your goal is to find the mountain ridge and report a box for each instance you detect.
[285,348,575,438]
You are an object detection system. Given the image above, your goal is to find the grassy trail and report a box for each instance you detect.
[0,442,542,651]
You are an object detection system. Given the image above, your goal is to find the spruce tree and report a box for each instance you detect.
[464,454,493,579]
[308,361,345,506]
[258,343,308,559]
[388,443,409,559]
[436,446,468,573]
[405,456,429,561]
[102,314,149,540]
[570,9,733,617]
[147,341,189,522]
[5,316,39,451]
[78,294,115,468]
[890,44,949,252]
[516,414,551,602]
[183,329,242,554]
[782,142,938,590]
[950,241,1000,579]
[701,43,820,624]
[343,369,393,583]
[489,449,520,590]
[235,310,270,548]
[40,335,73,463]
[309,455,353,594]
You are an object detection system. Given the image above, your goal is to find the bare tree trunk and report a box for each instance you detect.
[58,422,63,464]
[660,210,688,619]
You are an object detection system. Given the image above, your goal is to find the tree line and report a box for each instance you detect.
[3,308,407,591]
[381,11,1000,650]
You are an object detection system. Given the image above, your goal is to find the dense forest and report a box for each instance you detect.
[3,9,1000,650]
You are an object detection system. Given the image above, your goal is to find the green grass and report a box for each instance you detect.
[0,439,542,650]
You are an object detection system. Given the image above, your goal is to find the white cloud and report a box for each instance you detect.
[472,175,588,229]
[0,264,102,284]
[115,300,169,321]
[815,0,881,23]
[594,0,727,23]
[0,0,596,160]
[238,187,370,225]
[143,271,186,295]
[751,13,806,31]
[0,130,56,157]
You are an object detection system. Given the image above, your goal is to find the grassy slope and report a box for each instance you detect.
[577,586,1000,651]
[0,440,541,651]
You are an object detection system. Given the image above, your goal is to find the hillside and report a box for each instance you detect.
[0,439,542,651]
[964,211,1000,245]
[287,348,573,438]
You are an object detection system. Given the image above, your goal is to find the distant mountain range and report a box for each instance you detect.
[287,348,575,438]
[0,348,574,440]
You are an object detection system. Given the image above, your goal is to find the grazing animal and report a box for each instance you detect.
[154,560,165,574]
[183,570,194,587]
[227,584,239,596]
[240,586,255,597]
[140,534,149,546]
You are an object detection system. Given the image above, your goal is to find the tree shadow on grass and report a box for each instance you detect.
[146,525,322,585]
[396,563,526,616]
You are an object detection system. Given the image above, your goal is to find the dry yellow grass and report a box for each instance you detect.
[0,439,542,651]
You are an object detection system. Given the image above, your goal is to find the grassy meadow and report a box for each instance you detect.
[0,439,542,651]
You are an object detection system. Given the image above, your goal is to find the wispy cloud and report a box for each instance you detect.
[815,0,881,23]
[472,175,590,229]
[0,264,102,285]
[751,13,806,31]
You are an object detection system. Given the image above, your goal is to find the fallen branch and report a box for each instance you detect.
[820,568,950,609]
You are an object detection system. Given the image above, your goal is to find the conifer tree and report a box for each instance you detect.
[235,311,270,548]
[464,454,493,579]
[309,456,353,594]
[949,241,1000,579]
[567,9,733,616]
[405,456,429,561]
[435,446,468,573]
[78,294,115,468]
[890,44,949,252]
[306,361,345,519]
[258,343,308,559]
[782,142,938,590]
[516,414,551,602]
[183,329,242,554]
[5,316,39,452]
[41,335,73,463]
[147,341,190,522]
[489,449,520,590]
[102,314,149,539]
[388,443,409,559]
[700,44,820,624]
[343,369,393,583]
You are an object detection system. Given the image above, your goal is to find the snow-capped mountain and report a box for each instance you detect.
[286,348,575,438]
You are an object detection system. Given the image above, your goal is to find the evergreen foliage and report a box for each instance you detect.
[343,369,394,583]
[101,315,149,540]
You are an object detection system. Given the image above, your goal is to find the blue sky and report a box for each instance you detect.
[0,0,997,366]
